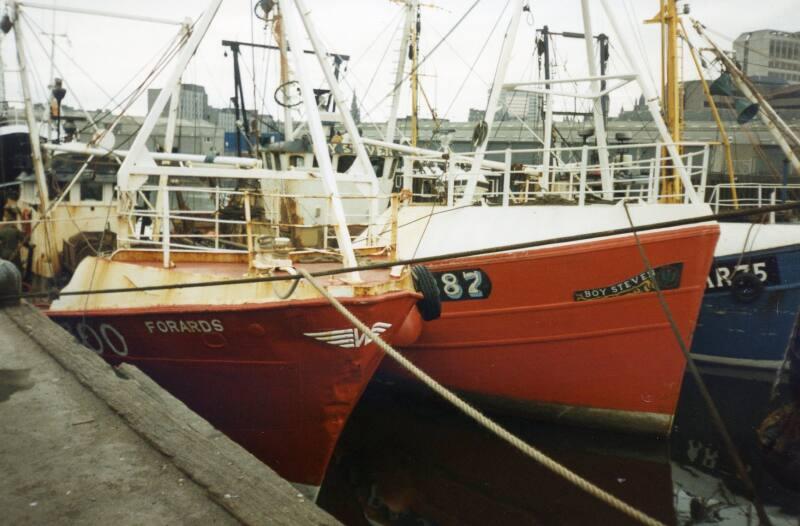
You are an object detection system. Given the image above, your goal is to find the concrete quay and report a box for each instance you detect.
[0,301,340,525]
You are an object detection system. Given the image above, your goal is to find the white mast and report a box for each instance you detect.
[580,0,612,200]
[598,0,699,203]
[385,0,415,143]
[0,33,6,114]
[7,0,58,276]
[277,0,360,279]
[163,22,191,156]
[460,0,525,204]
[8,0,49,211]
[293,0,380,242]
[117,0,223,191]
[276,12,295,142]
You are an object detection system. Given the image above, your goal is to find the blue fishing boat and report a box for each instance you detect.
[691,222,800,369]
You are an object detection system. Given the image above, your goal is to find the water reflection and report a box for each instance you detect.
[319,368,799,525]
[671,369,799,525]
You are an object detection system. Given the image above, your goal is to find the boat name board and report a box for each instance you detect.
[144,319,224,334]
[705,256,780,291]
[574,263,684,302]
[432,269,492,302]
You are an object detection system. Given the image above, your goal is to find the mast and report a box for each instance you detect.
[646,0,683,201]
[0,33,6,114]
[598,0,699,203]
[385,0,415,143]
[540,25,553,191]
[681,24,738,208]
[164,23,191,156]
[410,0,420,147]
[277,0,360,279]
[580,0,612,200]
[459,0,526,204]
[7,1,49,212]
[6,0,58,277]
[117,0,223,191]
[274,11,295,141]
[293,0,380,242]
[664,0,683,201]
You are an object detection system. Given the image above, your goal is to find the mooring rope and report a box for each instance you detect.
[297,268,666,526]
[621,202,773,526]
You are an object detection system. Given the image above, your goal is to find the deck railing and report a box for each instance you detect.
[402,141,711,207]
[117,166,396,269]
[708,183,800,222]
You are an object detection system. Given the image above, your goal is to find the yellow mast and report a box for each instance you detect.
[663,0,683,201]
[648,0,683,202]
[680,19,739,208]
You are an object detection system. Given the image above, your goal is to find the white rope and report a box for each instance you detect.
[297,268,665,526]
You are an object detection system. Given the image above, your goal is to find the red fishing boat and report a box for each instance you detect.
[359,0,725,435]
[48,252,425,497]
[379,205,719,435]
[32,0,434,498]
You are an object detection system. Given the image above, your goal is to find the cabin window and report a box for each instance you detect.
[289,155,305,168]
[370,157,386,178]
[337,155,356,173]
[80,180,104,202]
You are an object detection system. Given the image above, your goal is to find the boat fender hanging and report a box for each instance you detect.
[472,121,489,148]
[0,259,21,307]
[730,271,764,304]
[411,265,441,321]
[0,15,12,35]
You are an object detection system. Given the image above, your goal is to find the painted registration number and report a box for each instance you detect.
[706,256,780,291]
[433,269,492,301]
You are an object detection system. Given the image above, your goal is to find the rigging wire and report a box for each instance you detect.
[22,11,188,137]
[362,0,484,121]
[360,15,402,113]
[622,0,657,91]
[352,7,405,68]
[440,0,508,119]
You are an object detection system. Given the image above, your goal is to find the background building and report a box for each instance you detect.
[147,83,211,121]
[734,29,800,83]
[683,77,800,122]
[496,90,543,124]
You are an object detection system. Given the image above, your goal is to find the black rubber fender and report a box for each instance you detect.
[730,271,764,304]
[411,265,442,321]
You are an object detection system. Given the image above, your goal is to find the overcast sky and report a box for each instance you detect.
[1,0,797,124]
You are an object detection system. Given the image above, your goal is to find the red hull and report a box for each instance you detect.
[382,225,719,433]
[48,292,420,490]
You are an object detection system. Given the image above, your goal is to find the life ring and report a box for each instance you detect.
[731,271,764,304]
[411,265,441,321]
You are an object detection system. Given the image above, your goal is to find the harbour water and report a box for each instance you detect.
[318,366,800,525]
